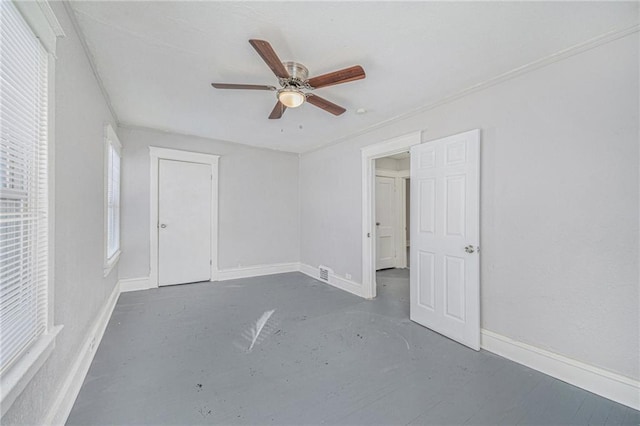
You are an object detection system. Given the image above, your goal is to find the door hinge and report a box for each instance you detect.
[210,259,212,265]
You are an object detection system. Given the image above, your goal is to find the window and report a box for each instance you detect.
[0,0,62,413]
[0,1,50,374]
[104,125,121,275]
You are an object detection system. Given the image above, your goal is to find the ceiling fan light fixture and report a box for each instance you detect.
[212,39,364,119]
[278,88,305,108]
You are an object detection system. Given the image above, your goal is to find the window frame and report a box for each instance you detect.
[103,124,122,277]
[0,0,63,416]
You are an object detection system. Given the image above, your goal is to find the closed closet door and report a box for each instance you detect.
[158,159,212,286]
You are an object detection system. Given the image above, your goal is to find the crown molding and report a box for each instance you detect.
[302,23,640,155]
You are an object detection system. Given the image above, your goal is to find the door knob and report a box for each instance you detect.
[376,222,380,226]
[160,224,167,229]
[464,245,476,253]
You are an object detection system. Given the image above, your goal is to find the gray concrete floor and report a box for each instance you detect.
[68,270,639,425]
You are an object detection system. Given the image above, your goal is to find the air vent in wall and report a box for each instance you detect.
[319,265,332,282]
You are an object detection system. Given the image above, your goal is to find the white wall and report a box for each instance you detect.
[2,3,119,424]
[118,126,300,279]
[375,157,399,171]
[375,157,410,172]
[300,34,639,380]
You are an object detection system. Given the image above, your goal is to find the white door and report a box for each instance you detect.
[375,176,396,270]
[158,159,212,286]
[410,129,480,350]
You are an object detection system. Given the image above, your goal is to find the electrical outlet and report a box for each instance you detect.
[346,273,352,280]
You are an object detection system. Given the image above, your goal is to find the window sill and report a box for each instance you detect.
[103,250,121,277]
[0,325,63,417]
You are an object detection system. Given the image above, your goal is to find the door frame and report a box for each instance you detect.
[149,147,220,288]
[361,131,421,299]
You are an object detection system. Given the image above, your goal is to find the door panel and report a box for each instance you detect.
[158,159,211,286]
[417,250,435,309]
[375,176,396,270]
[410,130,480,350]
[419,179,435,234]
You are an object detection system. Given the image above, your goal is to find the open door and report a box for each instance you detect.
[410,130,480,350]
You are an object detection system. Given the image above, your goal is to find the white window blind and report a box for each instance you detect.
[0,0,49,373]
[105,126,120,266]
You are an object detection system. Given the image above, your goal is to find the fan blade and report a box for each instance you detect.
[269,101,287,119]
[249,39,290,79]
[306,94,346,116]
[211,83,276,91]
[307,65,365,89]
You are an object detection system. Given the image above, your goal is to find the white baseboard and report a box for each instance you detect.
[481,329,640,410]
[217,262,300,281]
[119,276,153,292]
[43,281,121,425]
[299,263,364,298]
[119,263,301,290]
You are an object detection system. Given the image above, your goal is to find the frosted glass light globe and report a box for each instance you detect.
[278,89,305,108]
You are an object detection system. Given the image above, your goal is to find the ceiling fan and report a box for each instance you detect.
[211,39,366,119]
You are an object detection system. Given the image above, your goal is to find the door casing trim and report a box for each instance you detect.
[361,131,421,299]
[149,147,220,287]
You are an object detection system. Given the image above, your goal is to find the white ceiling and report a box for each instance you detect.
[69,1,638,153]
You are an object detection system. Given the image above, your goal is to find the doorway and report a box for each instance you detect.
[362,130,481,350]
[149,147,219,288]
[374,152,412,315]
[361,132,421,299]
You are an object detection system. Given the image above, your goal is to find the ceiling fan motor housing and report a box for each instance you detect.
[281,61,309,88]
